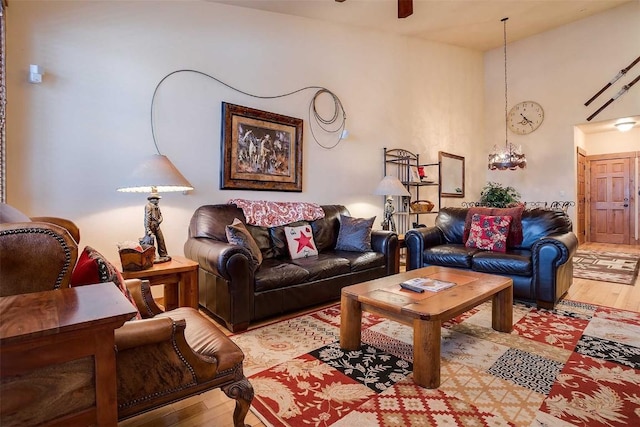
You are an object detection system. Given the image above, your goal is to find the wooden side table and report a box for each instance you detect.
[395,234,406,273]
[120,255,199,311]
[0,283,137,426]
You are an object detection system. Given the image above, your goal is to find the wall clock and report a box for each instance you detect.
[508,101,544,135]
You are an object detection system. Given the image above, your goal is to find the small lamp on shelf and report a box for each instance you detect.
[373,175,411,232]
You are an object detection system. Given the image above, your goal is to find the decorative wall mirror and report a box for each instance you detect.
[439,151,465,198]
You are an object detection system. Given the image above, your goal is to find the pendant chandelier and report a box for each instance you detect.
[488,17,527,171]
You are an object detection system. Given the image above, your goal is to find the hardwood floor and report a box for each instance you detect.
[118,242,640,427]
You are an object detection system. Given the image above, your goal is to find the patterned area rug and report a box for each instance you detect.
[230,300,640,427]
[573,250,640,285]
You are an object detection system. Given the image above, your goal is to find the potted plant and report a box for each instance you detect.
[479,182,521,208]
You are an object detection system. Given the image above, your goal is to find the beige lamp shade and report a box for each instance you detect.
[373,175,410,197]
[117,154,194,194]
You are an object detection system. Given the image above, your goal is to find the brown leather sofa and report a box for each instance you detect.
[0,203,253,426]
[185,204,398,332]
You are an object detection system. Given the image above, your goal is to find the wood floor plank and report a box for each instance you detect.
[119,242,639,427]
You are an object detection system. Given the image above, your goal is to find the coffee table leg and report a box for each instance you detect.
[340,295,361,350]
[413,318,441,389]
[492,284,513,332]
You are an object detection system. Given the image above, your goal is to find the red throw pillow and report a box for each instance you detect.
[463,205,524,247]
[465,214,512,252]
[71,246,141,320]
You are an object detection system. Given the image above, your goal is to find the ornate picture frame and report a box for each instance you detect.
[221,102,303,192]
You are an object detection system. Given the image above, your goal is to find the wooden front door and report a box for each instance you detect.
[588,154,631,244]
[576,148,586,245]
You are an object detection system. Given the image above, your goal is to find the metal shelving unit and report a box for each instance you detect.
[382,148,441,234]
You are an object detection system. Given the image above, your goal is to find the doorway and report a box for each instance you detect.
[586,152,635,244]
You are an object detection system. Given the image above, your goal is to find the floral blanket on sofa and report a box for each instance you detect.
[227,199,325,227]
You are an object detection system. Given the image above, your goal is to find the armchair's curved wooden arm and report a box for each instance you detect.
[123,278,164,318]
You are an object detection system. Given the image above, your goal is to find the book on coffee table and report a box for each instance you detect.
[400,277,456,293]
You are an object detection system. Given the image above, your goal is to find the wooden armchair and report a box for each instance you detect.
[0,204,253,426]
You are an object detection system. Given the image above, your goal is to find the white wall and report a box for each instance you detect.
[6,1,484,261]
[484,2,640,223]
[583,127,640,155]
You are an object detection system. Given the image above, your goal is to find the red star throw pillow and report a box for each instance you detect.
[284,224,319,259]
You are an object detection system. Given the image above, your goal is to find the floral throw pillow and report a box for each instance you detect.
[465,214,512,253]
[463,206,524,247]
[284,224,319,259]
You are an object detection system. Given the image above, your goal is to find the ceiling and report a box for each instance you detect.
[578,115,640,134]
[211,0,631,51]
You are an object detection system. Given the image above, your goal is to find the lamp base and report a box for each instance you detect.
[154,255,172,264]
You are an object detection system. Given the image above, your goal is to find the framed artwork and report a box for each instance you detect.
[221,102,303,192]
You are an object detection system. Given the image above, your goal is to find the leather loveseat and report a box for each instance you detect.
[405,207,578,309]
[184,204,398,332]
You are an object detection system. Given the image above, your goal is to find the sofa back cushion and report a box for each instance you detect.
[189,205,247,241]
[434,207,468,243]
[519,208,573,248]
[311,205,350,252]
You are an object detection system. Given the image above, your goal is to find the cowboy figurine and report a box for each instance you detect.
[141,194,170,263]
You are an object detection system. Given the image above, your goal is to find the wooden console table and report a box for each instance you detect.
[0,283,137,426]
[120,255,199,310]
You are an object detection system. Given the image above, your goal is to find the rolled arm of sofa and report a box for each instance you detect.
[405,227,446,270]
[184,237,253,281]
[531,231,578,306]
[371,230,398,275]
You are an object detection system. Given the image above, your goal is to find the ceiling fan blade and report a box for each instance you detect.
[336,0,413,19]
[398,0,413,18]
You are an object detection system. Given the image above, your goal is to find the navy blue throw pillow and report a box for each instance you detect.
[335,215,375,252]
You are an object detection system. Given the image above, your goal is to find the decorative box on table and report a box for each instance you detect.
[119,245,155,271]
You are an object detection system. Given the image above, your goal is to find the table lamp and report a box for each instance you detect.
[373,175,410,232]
[117,154,193,263]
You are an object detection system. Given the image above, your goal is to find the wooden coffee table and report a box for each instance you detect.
[340,265,513,389]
